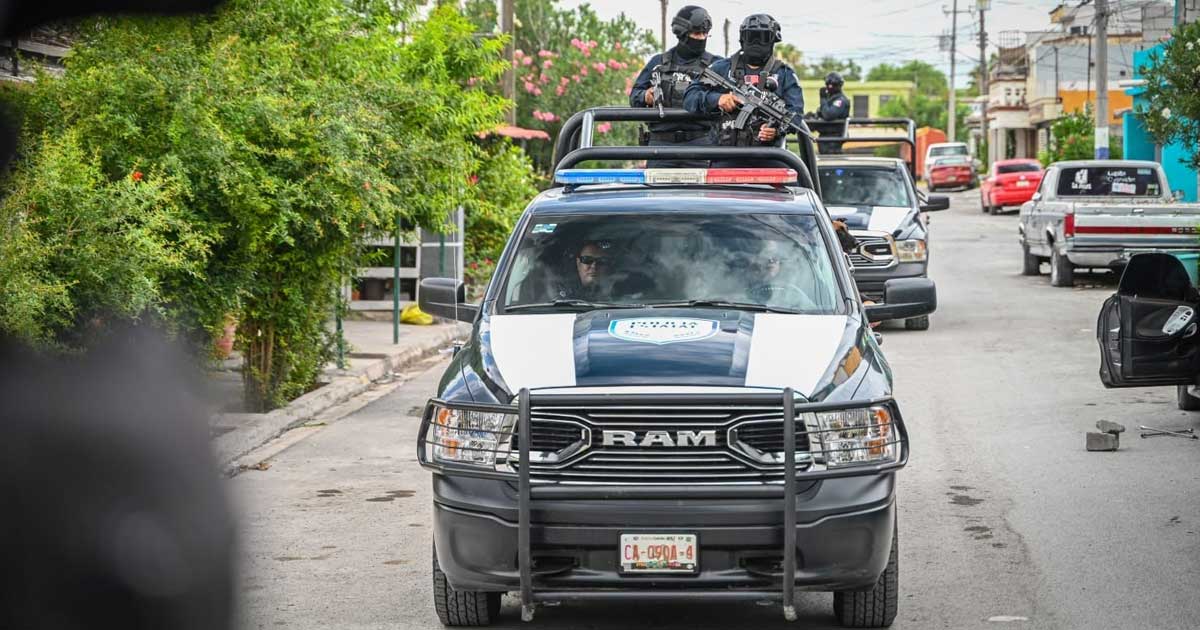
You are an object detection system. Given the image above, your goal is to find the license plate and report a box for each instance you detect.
[619,533,698,574]
[1017,180,1030,187]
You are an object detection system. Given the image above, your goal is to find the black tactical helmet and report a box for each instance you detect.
[672,5,713,39]
[825,72,845,88]
[739,13,782,44]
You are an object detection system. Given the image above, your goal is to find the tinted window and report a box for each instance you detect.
[932,157,970,167]
[1056,166,1163,197]
[503,214,843,314]
[997,163,1041,175]
[819,166,911,207]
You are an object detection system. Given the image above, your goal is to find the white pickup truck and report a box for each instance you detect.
[1018,159,1200,287]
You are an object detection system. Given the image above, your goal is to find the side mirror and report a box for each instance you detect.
[419,278,479,323]
[921,195,950,212]
[1118,253,1197,302]
[865,278,937,323]
[1030,192,1042,202]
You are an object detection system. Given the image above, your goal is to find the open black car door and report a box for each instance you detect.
[1098,253,1200,388]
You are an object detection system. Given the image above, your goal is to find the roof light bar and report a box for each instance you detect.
[554,168,798,186]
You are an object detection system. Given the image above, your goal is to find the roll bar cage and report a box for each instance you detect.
[551,107,823,197]
[794,117,918,180]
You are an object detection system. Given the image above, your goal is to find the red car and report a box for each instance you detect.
[980,159,1043,215]
[926,156,975,191]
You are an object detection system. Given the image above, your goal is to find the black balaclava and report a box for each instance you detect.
[673,6,711,59]
[743,41,773,66]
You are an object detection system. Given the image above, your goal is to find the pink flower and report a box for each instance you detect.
[572,74,581,83]
[533,87,542,96]
[538,49,554,58]
[607,59,621,69]
[466,77,479,86]
[570,38,582,48]
[580,67,589,77]
[514,49,524,58]
[539,74,550,84]
[543,59,553,68]
[596,122,612,134]
[556,85,567,96]
[588,40,598,48]
[522,57,533,66]
[593,62,607,73]
[615,42,623,50]
[523,81,536,93]
[560,77,570,85]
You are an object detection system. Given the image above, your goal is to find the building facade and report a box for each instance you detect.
[798,80,914,120]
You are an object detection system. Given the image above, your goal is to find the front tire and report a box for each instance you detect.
[1178,384,1200,411]
[1021,242,1041,276]
[833,526,899,628]
[433,546,501,627]
[904,315,930,331]
[1050,249,1074,287]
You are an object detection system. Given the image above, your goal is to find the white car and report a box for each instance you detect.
[923,142,979,188]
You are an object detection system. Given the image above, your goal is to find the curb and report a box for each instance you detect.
[213,325,459,471]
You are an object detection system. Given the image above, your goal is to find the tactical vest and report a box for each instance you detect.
[718,53,783,147]
[655,49,717,109]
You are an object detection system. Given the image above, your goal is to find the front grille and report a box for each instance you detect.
[513,403,813,485]
[515,420,588,452]
[848,233,896,269]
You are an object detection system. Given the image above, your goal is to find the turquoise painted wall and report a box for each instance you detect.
[1124,43,1198,202]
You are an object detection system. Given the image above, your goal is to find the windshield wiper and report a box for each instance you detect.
[505,299,645,312]
[646,299,802,314]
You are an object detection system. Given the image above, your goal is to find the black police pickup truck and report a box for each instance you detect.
[415,109,935,627]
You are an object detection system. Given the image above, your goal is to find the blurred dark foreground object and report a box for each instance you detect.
[0,3,230,630]
[0,326,235,629]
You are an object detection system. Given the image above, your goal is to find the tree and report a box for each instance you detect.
[465,1,656,171]
[1138,20,1200,169]
[1038,109,1097,165]
[867,61,947,98]
[1,1,526,410]
[774,43,805,73]
[799,56,862,82]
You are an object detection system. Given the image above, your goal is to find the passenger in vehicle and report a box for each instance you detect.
[558,240,615,300]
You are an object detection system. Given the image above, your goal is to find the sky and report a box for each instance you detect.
[568,0,1075,86]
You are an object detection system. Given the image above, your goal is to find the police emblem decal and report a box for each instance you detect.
[609,318,720,345]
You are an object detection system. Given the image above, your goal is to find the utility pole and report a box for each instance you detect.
[723,18,731,57]
[1094,0,1110,159]
[978,0,989,167]
[947,0,959,142]
[660,0,669,53]
[501,0,515,125]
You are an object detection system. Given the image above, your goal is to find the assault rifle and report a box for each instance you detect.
[649,67,666,118]
[697,67,812,140]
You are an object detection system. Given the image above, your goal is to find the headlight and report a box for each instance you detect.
[894,239,927,263]
[809,406,897,468]
[424,403,517,468]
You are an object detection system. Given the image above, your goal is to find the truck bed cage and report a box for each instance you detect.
[551,107,822,197]
[794,117,918,180]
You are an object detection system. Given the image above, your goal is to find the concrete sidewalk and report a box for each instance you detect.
[208,318,466,471]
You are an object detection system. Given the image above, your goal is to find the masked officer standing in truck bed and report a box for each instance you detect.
[683,14,803,166]
[628,6,719,167]
[809,71,851,154]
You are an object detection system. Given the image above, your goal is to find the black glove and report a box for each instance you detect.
[819,87,828,99]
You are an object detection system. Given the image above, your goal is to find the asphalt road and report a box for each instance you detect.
[233,188,1200,630]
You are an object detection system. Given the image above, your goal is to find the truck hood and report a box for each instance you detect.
[825,205,913,233]
[479,308,859,398]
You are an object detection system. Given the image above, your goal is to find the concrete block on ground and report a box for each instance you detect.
[1086,431,1120,452]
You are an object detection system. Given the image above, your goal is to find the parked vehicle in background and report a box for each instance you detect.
[923,142,978,188]
[1096,252,1200,410]
[926,156,974,192]
[980,159,1044,215]
[1018,160,1200,287]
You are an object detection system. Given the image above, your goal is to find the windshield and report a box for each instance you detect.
[502,213,844,314]
[1056,166,1163,197]
[819,167,912,207]
[997,162,1041,175]
[929,145,968,157]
